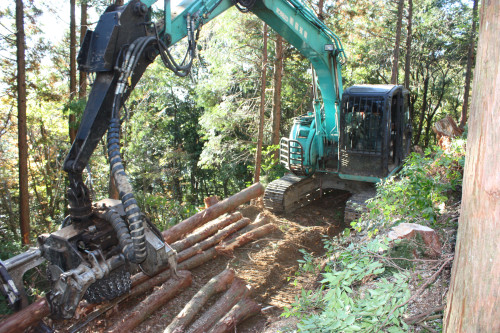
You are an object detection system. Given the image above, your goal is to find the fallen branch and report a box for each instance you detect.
[216,223,276,256]
[207,298,262,333]
[404,304,445,325]
[108,270,192,332]
[171,212,243,252]
[164,269,235,333]
[177,218,251,262]
[162,183,264,243]
[186,278,251,333]
[379,256,453,330]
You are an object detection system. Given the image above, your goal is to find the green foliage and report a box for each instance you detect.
[353,139,465,233]
[284,239,411,333]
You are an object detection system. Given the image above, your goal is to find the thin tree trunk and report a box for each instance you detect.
[79,0,87,99]
[254,23,267,183]
[391,0,405,84]
[444,0,500,330]
[317,0,325,21]
[459,0,478,129]
[69,0,77,143]
[404,0,413,90]
[16,0,30,246]
[272,35,283,161]
[414,74,429,145]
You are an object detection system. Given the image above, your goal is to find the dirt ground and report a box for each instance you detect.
[48,187,454,332]
[63,189,351,332]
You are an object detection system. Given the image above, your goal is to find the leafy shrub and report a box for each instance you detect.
[354,139,465,232]
[284,239,411,332]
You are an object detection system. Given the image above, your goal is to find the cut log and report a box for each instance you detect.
[186,278,251,333]
[204,196,219,208]
[164,269,235,333]
[171,212,243,252]
[216,223,276,255]
[162,183,264,243]
[0,298,50,333]
[219,213,270,244]
[177,218,251,262]
[108,270,192,332]
[207,298,262,333]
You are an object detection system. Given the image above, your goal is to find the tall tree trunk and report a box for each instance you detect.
[414,73,429,145]
[69,0,77,143]
[16,0,30,245]
[391,0,405,84]
[443,0,500,330]
[459,0,478,129]
[271,35,283,161]
[404,0,412,90]
[254,23,267,183]
[317,0,325,21]
[79,0,87,99]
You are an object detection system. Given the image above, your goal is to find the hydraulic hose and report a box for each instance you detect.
[107,118,147,264]
[103,209,136,262]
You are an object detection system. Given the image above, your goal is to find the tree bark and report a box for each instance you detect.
[272,34,284,161]
[317,0,325,21]
[404,0,413,90]
[16,0,30,246]
[459,0,478,129]
[177,217,251,262]
[391,0,405,84]
[414,73,429,145]
[207,298,262,333]
[171,212,243,252]
[69,0,77,143]
[164,269,235,333]
[0,298,49,333]
[108,270,192,332]
[79,0,87,99]
[204,195,219,208]
[254,23,267,183]
[443,0,500,331]
[216,223,276,255]
[186,278,250,333]
[220,213,270,243]
[162,183,264,243]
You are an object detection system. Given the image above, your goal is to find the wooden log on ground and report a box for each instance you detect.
[222,213,270,243]
[207,298,262,333]
[162,183,264,243]
[171,212,243,252]
[0,298,50,333]
[204,196,219,208]
[177,218,251,262]
[216,223,276,256]
[186,278,251,333]
[108,270,192,332]
[164,269,235,333]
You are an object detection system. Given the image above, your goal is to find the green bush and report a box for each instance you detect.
[354,139,465,233]
[283,239,411,332]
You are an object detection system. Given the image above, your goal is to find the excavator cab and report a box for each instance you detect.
[339,85,411,180]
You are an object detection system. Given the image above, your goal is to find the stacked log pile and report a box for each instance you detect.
[164,269,261,333]
[0,183,271,333]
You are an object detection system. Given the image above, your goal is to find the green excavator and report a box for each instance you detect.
[0,0,410,319]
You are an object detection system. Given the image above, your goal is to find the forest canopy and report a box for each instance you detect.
[0,0,476,249]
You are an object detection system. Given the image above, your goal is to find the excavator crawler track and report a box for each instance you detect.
[264,174,319,214]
